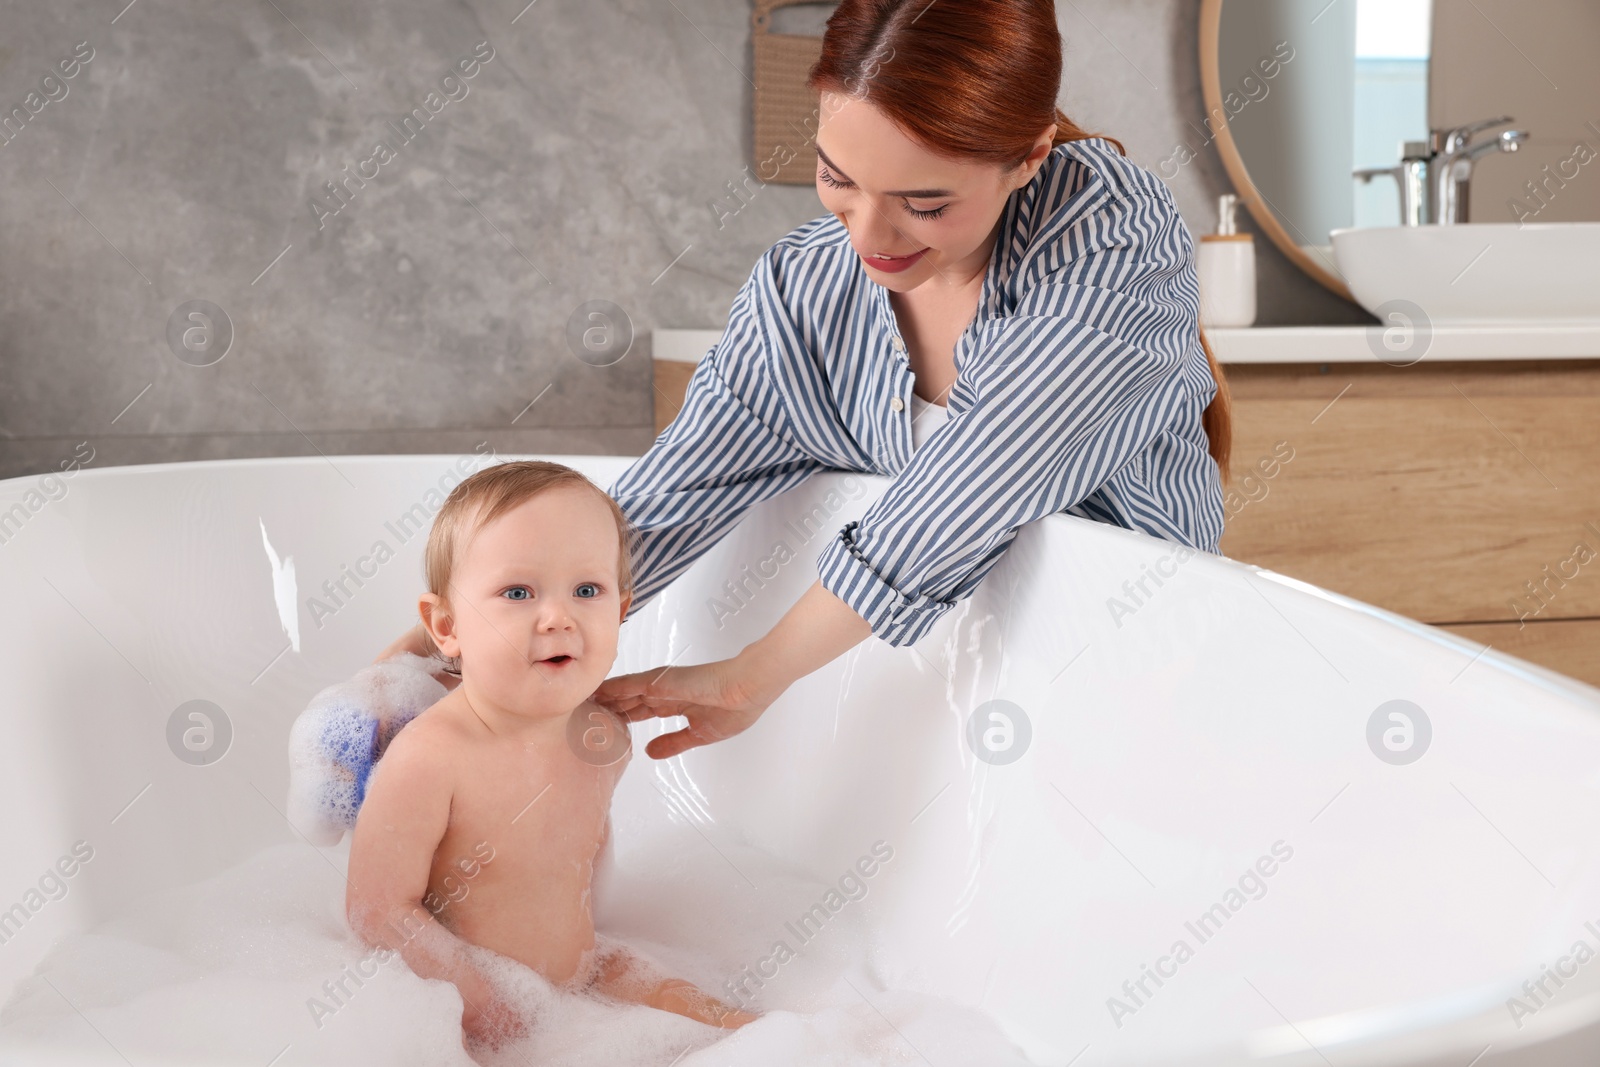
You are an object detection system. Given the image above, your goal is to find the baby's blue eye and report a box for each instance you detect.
[575,583,601,599]
[503,586,531,601]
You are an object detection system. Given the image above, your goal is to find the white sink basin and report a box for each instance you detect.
[1330,222,1600,326]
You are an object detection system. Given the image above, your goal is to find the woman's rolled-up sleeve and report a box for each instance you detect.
[815,191,1204,647]
[607,253,823,619]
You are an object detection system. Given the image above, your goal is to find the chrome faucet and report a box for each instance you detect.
[1354,142,1431,227]
[1353,116,1529,226]
[1431,117,1528,224]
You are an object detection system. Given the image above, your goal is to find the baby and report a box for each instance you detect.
[345,460,756,1049]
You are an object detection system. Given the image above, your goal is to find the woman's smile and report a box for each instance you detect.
[860,247,929,273]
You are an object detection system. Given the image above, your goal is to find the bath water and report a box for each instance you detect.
[0,834,1035,1065]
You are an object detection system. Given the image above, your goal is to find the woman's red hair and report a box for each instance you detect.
[806,0,1233,481]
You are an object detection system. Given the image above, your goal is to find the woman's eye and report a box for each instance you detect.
[575,583,601,599]
[820,165,947,220]
[502,586,531,601]
[818,165,851,190]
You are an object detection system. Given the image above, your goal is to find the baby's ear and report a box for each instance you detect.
[617,589,633,623]
[417,592,460,658]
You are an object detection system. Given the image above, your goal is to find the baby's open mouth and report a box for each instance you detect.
[541,655,574,665]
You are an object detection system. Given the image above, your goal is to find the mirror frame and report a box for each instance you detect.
[1197,0,1356,302]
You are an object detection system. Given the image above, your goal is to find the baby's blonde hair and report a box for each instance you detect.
[419,460,635,660]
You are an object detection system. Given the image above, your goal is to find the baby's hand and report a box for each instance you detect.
[461,986,528,1051]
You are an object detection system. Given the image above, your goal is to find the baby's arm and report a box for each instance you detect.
[345,728,517,1045]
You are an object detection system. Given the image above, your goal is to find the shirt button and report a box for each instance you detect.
[890,396,905,412]
[892,336,906,352]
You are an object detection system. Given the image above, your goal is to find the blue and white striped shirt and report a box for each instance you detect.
[607,136,1224,647]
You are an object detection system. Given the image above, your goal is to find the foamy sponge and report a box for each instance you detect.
[286,652,452,846]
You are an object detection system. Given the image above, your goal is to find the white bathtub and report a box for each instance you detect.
[2,452,1600,1065]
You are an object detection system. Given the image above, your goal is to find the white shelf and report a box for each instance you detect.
[653,329,722,364]
[653,325,1600,367]
[1205,324,1600,364]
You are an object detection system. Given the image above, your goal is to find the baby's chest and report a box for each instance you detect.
[438,757,611,872]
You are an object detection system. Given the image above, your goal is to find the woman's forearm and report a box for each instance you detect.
[373,622,430,663]
[737,579,873,698]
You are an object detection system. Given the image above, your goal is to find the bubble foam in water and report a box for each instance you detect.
[0,842,474,1066]
[0,835,1037,1065]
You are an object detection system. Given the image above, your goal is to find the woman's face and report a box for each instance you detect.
[814,91,1054,292]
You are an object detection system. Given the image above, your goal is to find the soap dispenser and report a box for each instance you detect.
[1197,193,1257,328]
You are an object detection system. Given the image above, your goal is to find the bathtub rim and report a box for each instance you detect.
[7,450,1597,710]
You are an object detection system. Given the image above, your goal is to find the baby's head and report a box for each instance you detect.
[417,461,634,718]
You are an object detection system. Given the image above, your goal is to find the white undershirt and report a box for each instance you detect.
[909,391,949,450]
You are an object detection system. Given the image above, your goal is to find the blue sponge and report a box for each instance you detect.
[286,653,451,845]
[320,702,381,807]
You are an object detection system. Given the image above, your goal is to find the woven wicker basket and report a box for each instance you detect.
[751,0,835,184]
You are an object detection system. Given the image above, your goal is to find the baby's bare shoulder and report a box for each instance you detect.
[577,696,630,732]
[379,695,475,769]
[572,697,632,777]
[354,700,464,843]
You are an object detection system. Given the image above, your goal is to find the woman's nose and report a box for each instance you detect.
[839,202,911,254]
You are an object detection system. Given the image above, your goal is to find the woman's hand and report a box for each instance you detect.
[373,622,429,664]
[590,656,781,760]
[373,623,460,692]
[593,581,874,759]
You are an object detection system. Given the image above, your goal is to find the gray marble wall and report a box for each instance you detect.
[0,0,1369,480]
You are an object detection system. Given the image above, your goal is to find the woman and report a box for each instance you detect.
[383,0,1232,760]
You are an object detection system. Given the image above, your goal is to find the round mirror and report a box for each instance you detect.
[1198,0,1600,299]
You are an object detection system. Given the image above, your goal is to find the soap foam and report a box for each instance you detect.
[0,842,471,1065]
[285,653,450,846]
[0,834,1036,1066]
